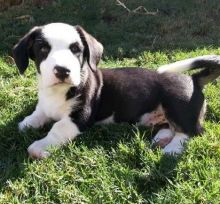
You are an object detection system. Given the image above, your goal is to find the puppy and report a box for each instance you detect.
[13,23,220,159]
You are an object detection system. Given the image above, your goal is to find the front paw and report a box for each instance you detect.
[18,120,29,132]
[28,141,50,159]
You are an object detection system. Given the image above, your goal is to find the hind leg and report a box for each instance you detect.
[152,128,189,154]
[139,106,174,148]
[196,99,207,134]
[163,132,189,154]
[152,128,174,148]
[139,105,168,126]
[161,99,207,154]
[152,129,189,154]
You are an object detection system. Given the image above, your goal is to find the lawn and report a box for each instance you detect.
[0,0,220,203]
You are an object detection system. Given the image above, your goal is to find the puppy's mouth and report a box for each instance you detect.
[53,79,73,86]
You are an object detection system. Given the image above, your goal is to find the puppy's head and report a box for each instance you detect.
[13,23,103,87]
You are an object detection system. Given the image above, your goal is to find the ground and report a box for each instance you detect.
[0,0,220,203]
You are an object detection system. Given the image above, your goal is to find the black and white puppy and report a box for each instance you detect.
[13,23,220,159]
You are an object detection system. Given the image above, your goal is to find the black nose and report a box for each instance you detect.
[54,66,70,81]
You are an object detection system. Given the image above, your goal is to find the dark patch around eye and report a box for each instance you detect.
[69,42,81,54]
[32,37,51,72]
[35,40,50,53]
[39,44,50,54]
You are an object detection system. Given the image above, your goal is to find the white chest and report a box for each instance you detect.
[38,85,78,121]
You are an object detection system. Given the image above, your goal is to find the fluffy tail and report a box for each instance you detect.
[158,55,220,87]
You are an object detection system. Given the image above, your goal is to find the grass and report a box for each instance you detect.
[0,0,220,203]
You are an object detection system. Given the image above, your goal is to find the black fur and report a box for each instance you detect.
[182,55,220,87]
[67,67,205,135]
[69,68,103,131]
[13,27,50,74]
[75,25,103,72]
[75,26,90,69]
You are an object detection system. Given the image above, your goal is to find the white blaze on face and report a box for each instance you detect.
[39,23,83,87]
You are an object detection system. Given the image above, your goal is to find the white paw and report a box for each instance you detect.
[152,129,174,148]
[163,133,189,155]
[28,141,50,159]
[18,120,29,132]
[18,113,46,131]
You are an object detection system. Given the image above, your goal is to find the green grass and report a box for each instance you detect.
[0,0,220,203]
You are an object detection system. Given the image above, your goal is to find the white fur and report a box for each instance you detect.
[38,82,80,121]
[19,83,81,132]
[138,112,152,126]
[40,23,83,87]
[163,132,189,154]
[138,105,167,126]
[28,117,80,159]
[158,59,195,74]
[19,23,85,158]
[19,83,81,158]
[18,105,50,131]
[96,115,115,125]
[152,129,174,144]
[157,55,216,74]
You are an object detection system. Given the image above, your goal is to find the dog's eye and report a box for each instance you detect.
[40,45,50,53]
[70,42,81,54]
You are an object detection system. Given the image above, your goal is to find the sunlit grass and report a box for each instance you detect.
[0,0,220,203]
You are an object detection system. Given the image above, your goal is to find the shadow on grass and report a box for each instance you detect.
[1,0,220,199]
[0,104,51,190]
[206,105,220,123]
[0,104,179,200]
[135,154,180,201]
[0,111,29,190]
[73,124,181,200]
[1,0,220,59]
[0,101,219,199]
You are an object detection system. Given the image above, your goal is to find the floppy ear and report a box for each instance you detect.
[13,27,39,74]
[76,26,103,72]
